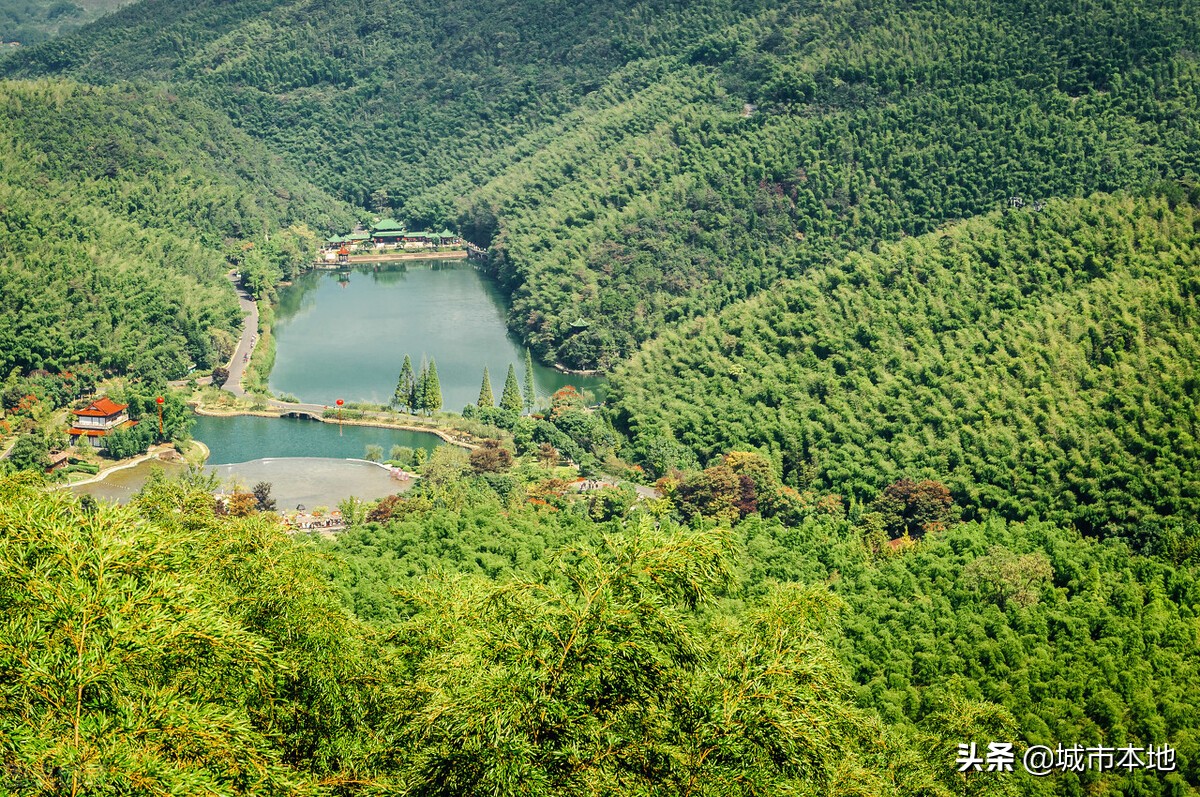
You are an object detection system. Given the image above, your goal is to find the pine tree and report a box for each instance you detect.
[478,367,494,408]
[414,357,428,414]
[425,359,443,414]
[523,350,536,414]
[395,354,415,412]
[500,364,522,413]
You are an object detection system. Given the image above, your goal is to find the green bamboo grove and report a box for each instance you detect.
[610,192,1200,542]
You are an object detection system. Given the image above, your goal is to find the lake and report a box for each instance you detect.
[268,261,604,411]
[207,457,414,510]
[192,413,440,464]
[71,454,413,508]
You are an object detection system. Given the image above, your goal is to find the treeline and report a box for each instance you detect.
[0,472,920,795]
[3,440,1182,796]
[0,79,354,382]
[609,193,1200,543]
[4,429,1199,794]
[6,463,1198,795]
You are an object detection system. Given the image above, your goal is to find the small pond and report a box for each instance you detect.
[191,413,441,464]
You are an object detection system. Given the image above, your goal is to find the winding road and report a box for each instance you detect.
[224,273,259,399]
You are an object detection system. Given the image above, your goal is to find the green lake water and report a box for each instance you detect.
[165,261,603,505]
[269,261,604,411]
[192,414,440,464]
[71,453,412,508]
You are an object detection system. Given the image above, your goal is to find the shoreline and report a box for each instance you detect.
[315,250,468,265]
[553,362,604,376]
[51,445,182,490]
[190,402,478,449]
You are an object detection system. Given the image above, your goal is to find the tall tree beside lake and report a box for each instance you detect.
[394,355,415,413]
[477,367,494,408]
[414,358,428,415]
[500,364,522,413]
[424,359,443,415]
[523,350,536,414]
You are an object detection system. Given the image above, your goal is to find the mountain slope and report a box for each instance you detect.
[7,0,1199,369]
[0,79,355,379]
[0,0,130,45]
[609,192,1200,536]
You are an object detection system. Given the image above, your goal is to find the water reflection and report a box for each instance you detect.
[269,261,605,410]
[192,413,440,464]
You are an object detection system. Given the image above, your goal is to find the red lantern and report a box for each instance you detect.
[336,399,344,406]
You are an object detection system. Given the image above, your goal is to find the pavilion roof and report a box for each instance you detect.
[372,218,405,232]
[72,397,128,417]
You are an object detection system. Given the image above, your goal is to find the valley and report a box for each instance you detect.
[0,0,1198,794]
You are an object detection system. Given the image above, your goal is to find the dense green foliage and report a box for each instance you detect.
[0,79,353,381]
[2,472,945,796]
[612,194,1200,539]
[739,512,1200,796]
[0,0,128,45]
[2,0,1199,792]
[316,458,1200,796]
[8,0,1198,367]
[1,0,746,210]
[0,472,394,794]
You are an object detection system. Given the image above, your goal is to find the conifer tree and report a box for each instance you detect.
[424,359,443,415]
[477,367,494,408]
[500,364,522,413]
[414,358,428,414]
[523,350,536,414]
[395,354,415,412]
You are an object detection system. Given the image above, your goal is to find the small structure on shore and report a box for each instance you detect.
[323,219,464,256]
[68,397,138,450]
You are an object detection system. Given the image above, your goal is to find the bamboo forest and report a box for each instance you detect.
[0,0,1198,794]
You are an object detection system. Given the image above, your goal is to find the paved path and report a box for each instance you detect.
[225,273,259,398]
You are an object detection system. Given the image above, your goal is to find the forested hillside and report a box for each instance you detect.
[0,0,128,45]
[325,469,1200,797]
[0,79,354,380]
[1,0,1198,792]
[610,193,1200,541]
[0,473,921,795]
[6,0,1198,368]
[6,452,1198,795]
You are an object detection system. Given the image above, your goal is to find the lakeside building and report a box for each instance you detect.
[324,221,464,253]
[68,397,137,449]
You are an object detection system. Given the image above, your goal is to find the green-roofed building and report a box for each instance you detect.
[372,218,405,234]
[372,231,406,244]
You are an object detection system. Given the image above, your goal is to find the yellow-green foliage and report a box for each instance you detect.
[0,472,390,795]
[0,79,353,380]
[0,474,940,795]
[612,193,1200,535]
